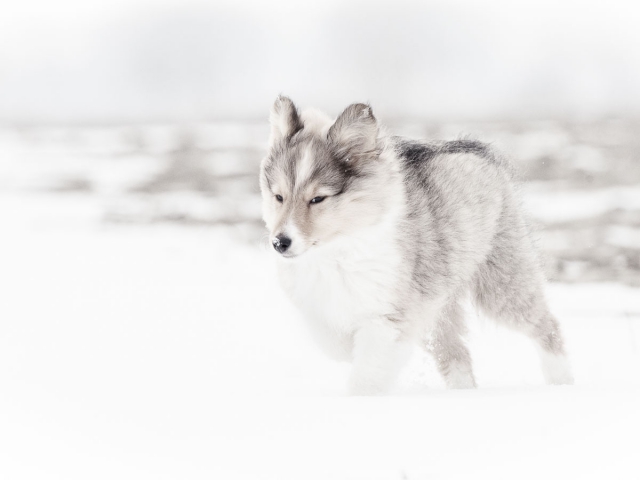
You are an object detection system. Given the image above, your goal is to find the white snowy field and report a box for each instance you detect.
[1,191,640,480]
[1,122,639,479]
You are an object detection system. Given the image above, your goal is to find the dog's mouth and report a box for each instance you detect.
[271,238,319,259]
[278,243,318,259]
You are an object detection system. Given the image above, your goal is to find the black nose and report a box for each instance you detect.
[272,235,292,254]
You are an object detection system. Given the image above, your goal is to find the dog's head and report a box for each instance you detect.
[260,96,387,258]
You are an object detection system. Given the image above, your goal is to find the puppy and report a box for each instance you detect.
[260,96,573,394]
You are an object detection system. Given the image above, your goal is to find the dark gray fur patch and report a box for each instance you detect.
[393,137,498,169]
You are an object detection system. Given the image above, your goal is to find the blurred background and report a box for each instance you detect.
[2,0,640,285]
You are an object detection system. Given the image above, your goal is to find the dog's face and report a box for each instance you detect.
[260,96,385,258]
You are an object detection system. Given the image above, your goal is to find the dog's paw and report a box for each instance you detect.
[540,352,574,385]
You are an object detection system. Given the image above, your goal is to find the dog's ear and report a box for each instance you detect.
[269,95,303,147]
[327,103,378,162]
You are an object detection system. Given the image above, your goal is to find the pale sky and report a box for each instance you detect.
[1,0,639,123]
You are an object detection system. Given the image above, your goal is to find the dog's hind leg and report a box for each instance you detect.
[426,297,477,389]
[473,237,574,385]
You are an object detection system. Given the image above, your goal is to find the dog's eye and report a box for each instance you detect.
[275,194,283,203]
[310,196,326,205]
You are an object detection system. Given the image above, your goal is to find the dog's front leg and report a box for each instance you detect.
[348,319,405,396]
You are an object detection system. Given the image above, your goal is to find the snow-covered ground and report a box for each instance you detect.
[1,123,639,479]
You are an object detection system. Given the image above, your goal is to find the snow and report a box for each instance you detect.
[1,192,639,480]
[606,226,640,250]
[1,123,639,479]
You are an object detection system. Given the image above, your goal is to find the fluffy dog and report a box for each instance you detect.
[260,96,573,394]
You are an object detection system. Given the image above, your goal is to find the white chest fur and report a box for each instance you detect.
[276,221,405,337]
